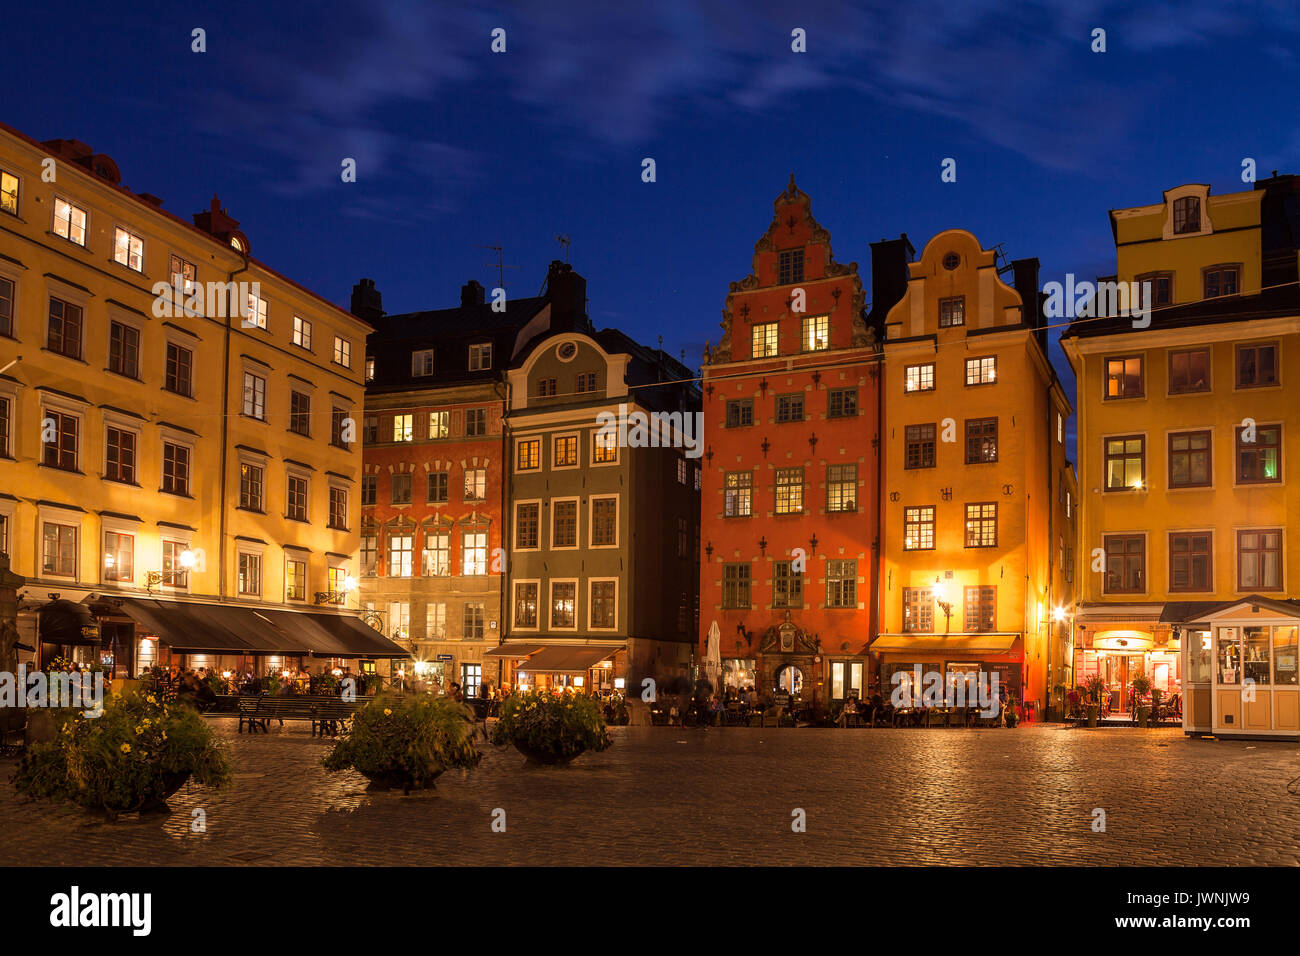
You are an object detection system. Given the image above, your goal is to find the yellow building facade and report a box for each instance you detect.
[1062,178,1300,738]
[878,230,1075,719]
[0,122,398,679]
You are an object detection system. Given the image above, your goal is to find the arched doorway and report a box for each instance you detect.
[776,664,803,696]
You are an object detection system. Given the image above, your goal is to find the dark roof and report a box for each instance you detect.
[1063,281,1300,339]
[1161,596,1300,624]
[366,296,549,393]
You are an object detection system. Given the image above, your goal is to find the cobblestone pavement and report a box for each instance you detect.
[1,721,1297,866]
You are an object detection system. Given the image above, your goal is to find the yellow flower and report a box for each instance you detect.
[384,708,392,716]
[146,695,157,704]
[120,743,131,754]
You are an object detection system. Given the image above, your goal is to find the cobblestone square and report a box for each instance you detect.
[2,721,1297,867]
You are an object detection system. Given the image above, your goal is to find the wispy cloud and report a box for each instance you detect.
[194,0,1300,189]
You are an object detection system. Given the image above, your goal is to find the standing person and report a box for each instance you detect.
[450,681,464,703]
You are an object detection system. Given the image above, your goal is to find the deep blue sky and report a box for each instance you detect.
[6,1,1298,454]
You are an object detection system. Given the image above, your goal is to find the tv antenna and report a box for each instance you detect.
[555,234,571,263]
[479,245,519,291]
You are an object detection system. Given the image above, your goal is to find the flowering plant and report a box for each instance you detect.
[13,690,231,817]
[322,692,481,792]
[489,688,611,762]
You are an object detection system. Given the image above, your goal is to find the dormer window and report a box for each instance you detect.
[469,342,492,371]
[1172,196,1200,235]
[412,349,434,376]
[231,236,246,253]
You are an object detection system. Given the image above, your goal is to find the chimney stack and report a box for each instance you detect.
[461,279,486,309]
[867,233,915,330]
[1011,257,1044,349]
[350,278,384,325]
[545,260,589,333]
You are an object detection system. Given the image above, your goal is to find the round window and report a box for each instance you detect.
[942,252,960,271]
[556,341,577,361]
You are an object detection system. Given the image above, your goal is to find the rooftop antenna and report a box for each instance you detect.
[993,242,1014,276]
[479,245,519,291]
[555,234,571,263]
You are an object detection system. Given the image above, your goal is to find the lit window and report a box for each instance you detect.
[904,364,935,392]
[392,413,414,442]
[53,198,87,245]
[244,291,268,329]
[753,322,779,358]
[802,314,829,351]
[113,228,144,272]
[293,316,313,350]
[965,356,996,385]
[333,336,352,367]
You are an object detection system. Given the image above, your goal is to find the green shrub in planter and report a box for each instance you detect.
[489,689,612,764]
[322,693,481,792]
[13,690,231,817]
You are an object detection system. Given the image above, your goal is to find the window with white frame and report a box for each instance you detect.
[334,336,352,368]
[388,533,413,577]
[242,372,266,419]
[53,198,86,245]
[469,342,492,370]
[753,321,779,358]
[238,551,262,596]
[0,170,18,216]
[802,314,829,351]
[42,522,78,576]
[423,531,450,576]
[462,530,487,575]
[965,356,996,386]
[392,413,414,442]
[427,602,447,639]
[412,349,434,376]
[113,228,144,272]
[245,291,268,329]
[429,411,449,439]
[293,316,313,350]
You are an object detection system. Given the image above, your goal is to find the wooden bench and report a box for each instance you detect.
[236,695,369,736]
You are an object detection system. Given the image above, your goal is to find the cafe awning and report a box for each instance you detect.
[483,643,546,659]
[38,599,100,646]
[870,634,1020,655]
[516,645,622,673]
[117,597,409,658]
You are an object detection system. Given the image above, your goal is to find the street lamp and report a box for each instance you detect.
[933,576,953,634]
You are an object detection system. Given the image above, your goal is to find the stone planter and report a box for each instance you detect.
[138,771,191,813]
[1086,705,1099,728]
[360,768,443,793]
[514,741,584,766]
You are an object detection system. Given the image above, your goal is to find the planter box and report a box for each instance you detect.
[513,741,584,766]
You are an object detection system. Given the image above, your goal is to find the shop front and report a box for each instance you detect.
[115,595,410,682]
[1180,597,1300,740]
[1074,632,1182,716]
[870,633,1023,710]
[485,641,625,695]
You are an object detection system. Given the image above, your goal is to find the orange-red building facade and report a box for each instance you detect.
[699,178,883,707]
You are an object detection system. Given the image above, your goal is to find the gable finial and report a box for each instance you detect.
[788,172,796,193]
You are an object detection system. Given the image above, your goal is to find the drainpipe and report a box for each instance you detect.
[497,374,511,691]
[218,253,252,602]
[873,348,884,695]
